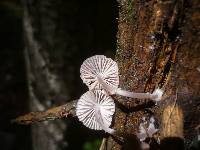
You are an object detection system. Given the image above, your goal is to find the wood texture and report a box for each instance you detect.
[104,0,200,149]
[12,100,77,125]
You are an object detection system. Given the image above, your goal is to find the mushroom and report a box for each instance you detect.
[80,55,119,91]
[76,90,115,134]
[80,55,163,101]
[136,117,159,150]
[136,117,158,141]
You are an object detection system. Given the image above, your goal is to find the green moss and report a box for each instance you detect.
[83,139,101,150]
[1,1,22,18]
[127,0,134,18]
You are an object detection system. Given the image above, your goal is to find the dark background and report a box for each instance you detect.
[0,0,118,149]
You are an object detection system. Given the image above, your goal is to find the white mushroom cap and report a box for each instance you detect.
[76,90,115,132]
[80,55,119,93]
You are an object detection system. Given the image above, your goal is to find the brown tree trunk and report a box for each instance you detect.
[105,0,200,149]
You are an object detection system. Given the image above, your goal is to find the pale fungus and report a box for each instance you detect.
[76,90,115,134]
[80,55,163,101]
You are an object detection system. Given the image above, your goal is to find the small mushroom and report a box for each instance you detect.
[137,117,159,141]
[76,90,115,134]
[80,55,163,101]
[137,117,159,149]
[80,55,119,92]
[148,117,159,137]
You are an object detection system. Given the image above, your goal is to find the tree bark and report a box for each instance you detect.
[105,0,200,149]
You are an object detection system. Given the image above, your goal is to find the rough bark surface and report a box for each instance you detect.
[105,0,200,149]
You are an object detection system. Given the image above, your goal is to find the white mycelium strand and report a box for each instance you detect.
[76,90,115,132]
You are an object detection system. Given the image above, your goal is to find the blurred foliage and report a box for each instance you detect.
[190,137,200,150]
[83,139,101,150]
[0,1,31,150]
[1,0,22,17]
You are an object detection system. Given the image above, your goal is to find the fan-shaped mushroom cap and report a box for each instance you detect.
[80,55,119,93]
[76,90,115,131]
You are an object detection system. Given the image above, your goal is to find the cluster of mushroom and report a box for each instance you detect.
[76,55,163,134]
[136,117,159,149]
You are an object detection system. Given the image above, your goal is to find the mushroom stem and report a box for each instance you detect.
[97,76,163,101]
[95,105,115,134]
[115,88,153,99]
